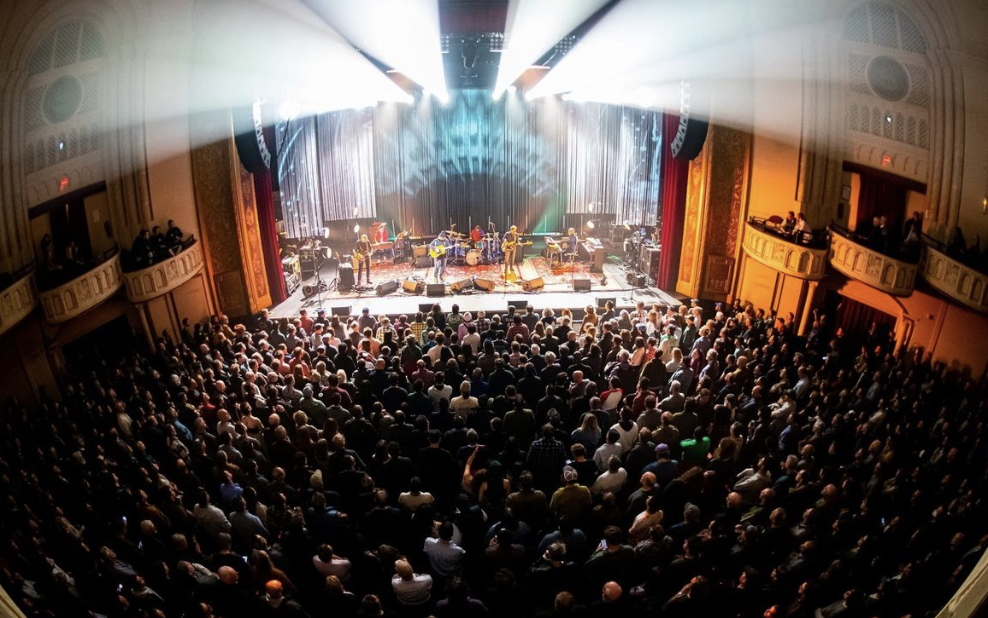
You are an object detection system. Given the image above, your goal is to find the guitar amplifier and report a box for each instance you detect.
[413,244,429,258]
[338,264,355,290]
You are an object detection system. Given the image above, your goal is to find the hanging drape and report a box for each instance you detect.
[277,116,323,239]
[656,112,689,290]
[253,167,287,303]
[856,171,907,233]
[837,295,896,344]
[316,109,377,222]
[279,90,662,239]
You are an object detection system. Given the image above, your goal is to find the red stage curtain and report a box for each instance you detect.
[856,171,907,232]
[656,113,689,290]
[837,296,895,343]
[253,168,287,303]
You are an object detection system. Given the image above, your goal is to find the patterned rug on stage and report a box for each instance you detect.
[331,257,621,297]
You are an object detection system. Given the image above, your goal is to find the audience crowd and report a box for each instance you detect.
[1,297,986,618]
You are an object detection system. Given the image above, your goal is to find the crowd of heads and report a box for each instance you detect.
[1,295,986,618]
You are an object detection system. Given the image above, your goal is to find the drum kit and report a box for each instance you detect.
[442,228,502,266]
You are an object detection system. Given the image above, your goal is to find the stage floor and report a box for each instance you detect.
[270,256,682,318]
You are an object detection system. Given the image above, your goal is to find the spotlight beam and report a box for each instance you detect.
[492,0,612,99]
[302,0,448,100]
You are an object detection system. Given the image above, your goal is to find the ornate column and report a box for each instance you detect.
[676,124,752,301]
[190,110,272,317]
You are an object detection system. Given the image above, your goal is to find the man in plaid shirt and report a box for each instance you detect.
[527,423,567,493]
[410,312,428,343]
[507,315,531,344]
[474,310,490,336]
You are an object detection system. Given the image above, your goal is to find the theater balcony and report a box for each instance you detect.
[123,239,205,303]
[828,225,917,296]
[919,238,988,314]
[742,218,828,280]
[0,267,39,338]
[38,249,123,324]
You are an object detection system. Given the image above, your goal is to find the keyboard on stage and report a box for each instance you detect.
[580,237,605,273]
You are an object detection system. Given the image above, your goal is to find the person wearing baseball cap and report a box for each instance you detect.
[549,466,592,522]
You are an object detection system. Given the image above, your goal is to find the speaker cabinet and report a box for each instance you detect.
[403,280,423,294]
[521,277,545,292]
[338,264,354,290]
[474,278,496,292]
[597,297,616,309]
[427,283,446,297]
[573,278,592,291]
[450,278,473,293]
[413,244,429,258]
[419,303,436,313]
[415,256,432,268]
[507,299,528,310]
[331,305,351,317]
[376,280,399,296]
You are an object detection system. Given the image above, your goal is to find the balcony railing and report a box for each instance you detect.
[39,250,123,324]
[742,220,827,280]
[920,242,988,314]
[828,226,917,296]
[124,239,204,303]
[0,269,38,338]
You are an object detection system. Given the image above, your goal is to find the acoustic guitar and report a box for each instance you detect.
[428,244,448,259]
[352,249,371,270]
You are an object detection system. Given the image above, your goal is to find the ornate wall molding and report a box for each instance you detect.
[123,239,204,303]
[0,270,38,338]
[920,244,988,314]
[829,230,916,296]
[38,251,122,324]
[742,223,827,280]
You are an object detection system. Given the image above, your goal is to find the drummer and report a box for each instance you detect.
[470,224,485,247]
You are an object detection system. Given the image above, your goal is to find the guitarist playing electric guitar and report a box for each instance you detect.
[429,231,450,282]
[501,225,532,279]
[354,234,372,285]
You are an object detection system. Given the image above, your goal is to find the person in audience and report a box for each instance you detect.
[0,296,983,618]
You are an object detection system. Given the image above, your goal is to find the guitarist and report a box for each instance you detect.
[502,225,521,279]
[429,231,450,282]
[354,234,373,285]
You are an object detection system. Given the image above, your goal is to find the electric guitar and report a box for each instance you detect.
[428,243,449,259]
[501,239,533,252]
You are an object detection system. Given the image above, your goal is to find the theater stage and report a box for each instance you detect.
[269,255,682,319]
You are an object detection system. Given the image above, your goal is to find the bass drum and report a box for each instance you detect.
[465,249,481,266]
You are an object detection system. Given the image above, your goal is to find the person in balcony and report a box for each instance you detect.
[791,213,809,244]
[781,211,796,235]
[132,229,156,269]
[166,219,184,252]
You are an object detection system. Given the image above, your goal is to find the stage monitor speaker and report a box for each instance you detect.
[507,299,528,310]
[521,277,545,292]
[450,278,473,293]
[419,303,436,313]
[331,305,351,317]
[597,296,616,309]
[338,264,355,290]
[474,278,496,292]
[427,283,446,297]
[376,280,399,296]
[573,278,592,291]
[403,280,422,294]
[415,256,432,268]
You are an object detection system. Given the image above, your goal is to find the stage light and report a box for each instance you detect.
[492,0,611,100]
[586,220,596,230]
[507,85,517,94]
[322,227,330,238]
[353,224,360,234]
[279,99,300,120]
[302,0,448,101]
